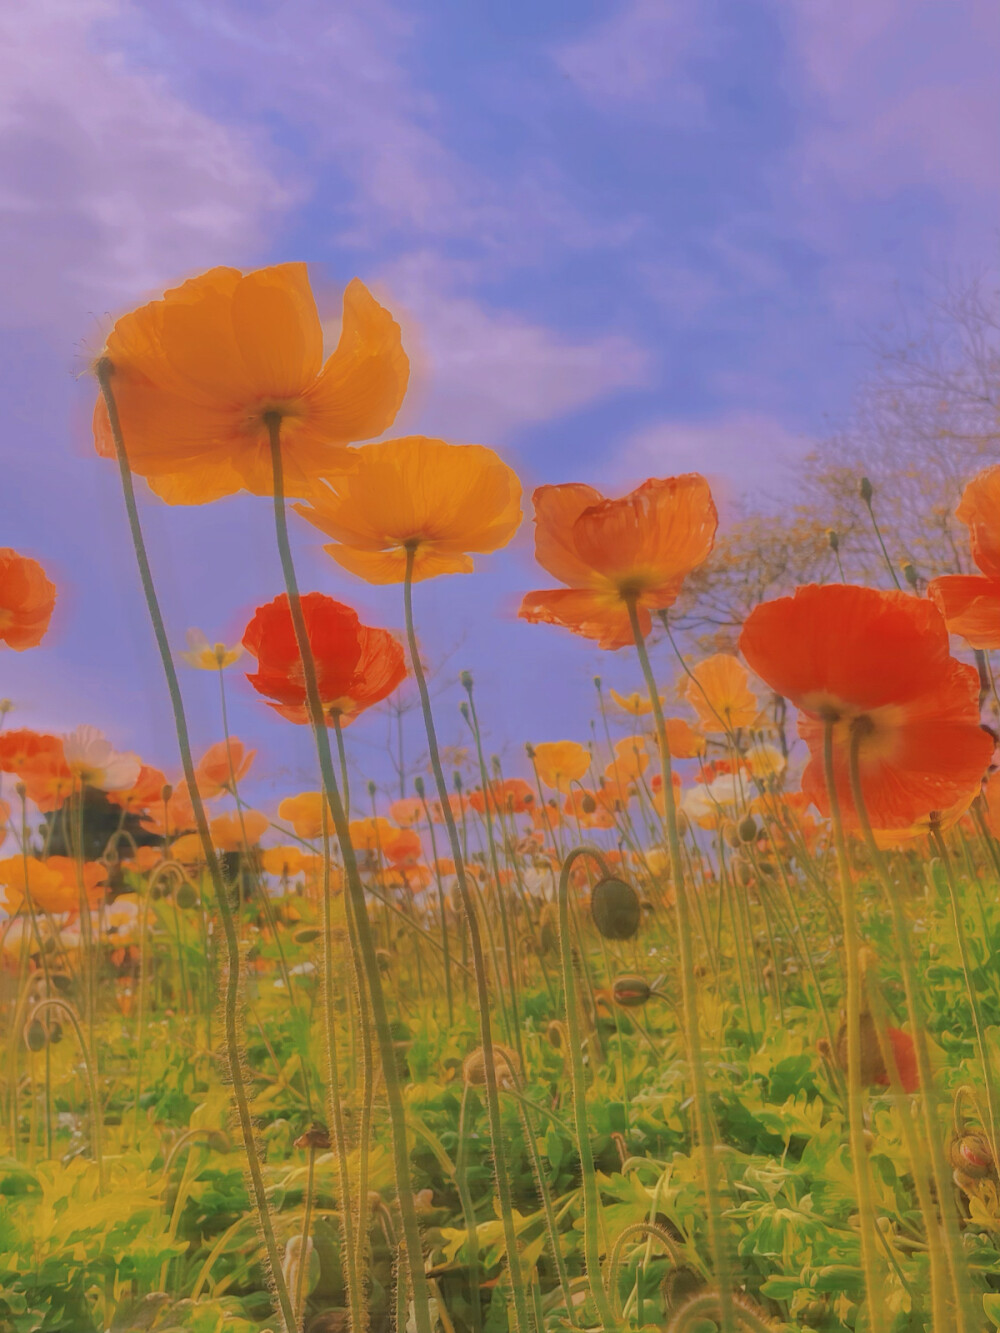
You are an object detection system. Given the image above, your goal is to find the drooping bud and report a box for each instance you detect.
[462,1042,520,1089]
[738,815,758,843]
[590,876,641,940]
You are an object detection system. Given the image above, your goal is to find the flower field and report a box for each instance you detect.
[4,262,1000,1333]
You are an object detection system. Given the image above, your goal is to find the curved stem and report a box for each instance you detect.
[627,598,734,1333]
[29,999,103,1191]
[267,422,432,1333]
[97,361,296,1333]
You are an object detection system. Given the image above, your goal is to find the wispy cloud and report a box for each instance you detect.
[0,0,287,333]
[359,252,652,442]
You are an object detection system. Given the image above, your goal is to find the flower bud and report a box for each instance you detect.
[859,475,874,504]
[175,882,198,910]
[738,815,758,843]
[826,528,840,552]
[590,876,641,940]
[611,974,652,1008]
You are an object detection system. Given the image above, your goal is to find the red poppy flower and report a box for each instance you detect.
[927,467,1000,647]
[739,584,992,830]
[469,778,534,817]
[0,549,56,651]
[875,1028,919,1094]
[242,593,405,725]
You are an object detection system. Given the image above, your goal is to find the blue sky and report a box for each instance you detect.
[2,0,998,807]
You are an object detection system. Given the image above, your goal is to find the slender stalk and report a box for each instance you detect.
[295,1147,317,1325]
[847,725,975,1331]
[266,420,432,1333]
[821,718,887,1333]
[400,543,531,1333]
[318,805,362,1333]
[557,845,617,1329]
[626,597,735,1333]
[97,360,296,1333]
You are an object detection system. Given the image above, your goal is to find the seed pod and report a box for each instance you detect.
[581,793,597,814]
[175,882,198,910]
[590,876,640,940]
[295,927,321,945]
[25,1019,46,1052]
[737,815,758,843]
[611,974,652,1008]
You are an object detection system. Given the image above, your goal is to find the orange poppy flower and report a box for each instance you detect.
[210,810,269,852]
[606,737,649,785]
[349,816,393,854]
[19,746,74,814]
[0,856,67,914]
[196,739,256,799]
[46,857,108,910]
[519,475,717,649]
[649,771,684,817]
[662,716,707,760]
[278,791,331,841]
[389,798,425,827]
[382,828,423,866]
[108,764,168,815]
[532,741,591,792]
[243,593,405,726]
[469,778,535,816]
[739,584,993,830]
[143,781,197,837]
[0,729,63,776]
[0,549,57,650]
[260,845,306,878]
[93,264,408,504]
[562,788,614,829]
[685,654,759,733]
[608,689,658,716]
[294,435,522,583]
[927,467,1000,647]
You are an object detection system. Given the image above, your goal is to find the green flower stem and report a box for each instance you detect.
[97,360,297,1333]
[865,966,951,1330]
[295,1146,317,1325]
[455,1081,484,1333]
[626,597,735,1333]
[267,422,432,1333]
[930,823,1000,1164]
[557,844,617,1330]
[846,725,975,1332]
[416,784,454,1026]
[30,999,103,1191]
[461,683,524,1068]
[821,718,887,1333]
[400,543,531,1333]
[317,805,362,1333]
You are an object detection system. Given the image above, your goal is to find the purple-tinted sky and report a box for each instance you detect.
[3,0,999,807]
